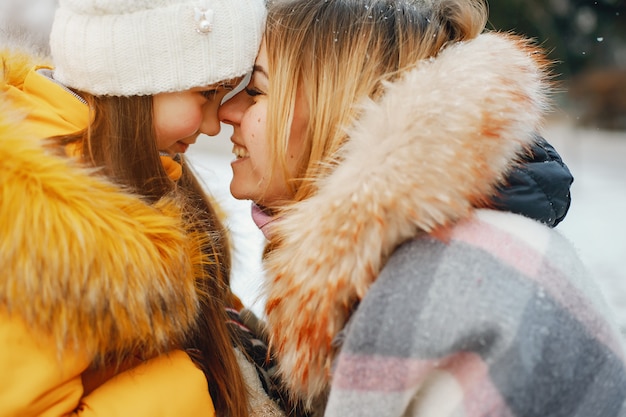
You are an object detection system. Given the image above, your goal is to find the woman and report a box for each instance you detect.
[219,0,626,415]
[1,0,284,415]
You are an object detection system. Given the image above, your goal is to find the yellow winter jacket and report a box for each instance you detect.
[0,49,215,417]
[0,49,88,138]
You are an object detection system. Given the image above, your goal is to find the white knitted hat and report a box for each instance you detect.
[49,0,266,96]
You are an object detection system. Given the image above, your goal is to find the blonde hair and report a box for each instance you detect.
[264,0,488,202]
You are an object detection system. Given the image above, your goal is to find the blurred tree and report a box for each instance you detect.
[487,0,626,78]
[488,0,626,129]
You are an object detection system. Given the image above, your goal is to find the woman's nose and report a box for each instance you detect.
[218,90,248,126]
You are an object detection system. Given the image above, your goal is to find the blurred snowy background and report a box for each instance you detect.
[2,0,626,337]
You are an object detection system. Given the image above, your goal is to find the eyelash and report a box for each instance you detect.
[200,90,218,100]
[245,87,263,97]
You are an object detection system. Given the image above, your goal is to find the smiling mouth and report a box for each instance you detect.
[232,144,249,159]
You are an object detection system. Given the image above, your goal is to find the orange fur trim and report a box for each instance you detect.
[0,100,199,362]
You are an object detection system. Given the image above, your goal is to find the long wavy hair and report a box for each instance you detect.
[56,94,249,417]
[264,0,488,204]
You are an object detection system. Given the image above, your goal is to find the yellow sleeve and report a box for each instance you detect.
[74,350,216,417]
[0,315,89,417]
[1,317,214,417]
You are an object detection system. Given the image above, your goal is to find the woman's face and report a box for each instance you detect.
[153,80,240,155]
[218,41,308,208]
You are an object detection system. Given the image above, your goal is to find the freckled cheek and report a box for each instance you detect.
[244,111,266,141]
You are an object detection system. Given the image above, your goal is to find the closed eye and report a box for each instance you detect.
[200,89,219,100]
[245,87,263,97]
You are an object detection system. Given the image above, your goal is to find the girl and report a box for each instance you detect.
[1,0,283,415]
[219,0,626,415]
[1,99,212,416]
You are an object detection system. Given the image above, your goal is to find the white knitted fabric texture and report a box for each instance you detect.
[50,0,265,96]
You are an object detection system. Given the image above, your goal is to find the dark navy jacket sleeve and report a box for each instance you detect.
[493,136,573,227]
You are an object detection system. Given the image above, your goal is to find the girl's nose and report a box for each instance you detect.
[200,105,221,136]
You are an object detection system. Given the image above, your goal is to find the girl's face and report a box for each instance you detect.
[218,41,308,208]
[153,81,239,155]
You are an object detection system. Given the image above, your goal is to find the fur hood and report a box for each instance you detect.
[1,31,51,84]
[0,98,200,363]
[262,32,552,406]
